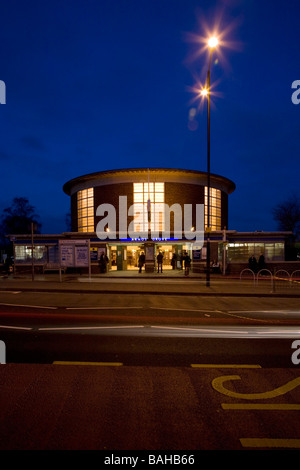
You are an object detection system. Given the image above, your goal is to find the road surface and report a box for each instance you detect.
[1,278,300,451]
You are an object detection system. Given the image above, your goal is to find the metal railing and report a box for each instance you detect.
[240,268,300,292]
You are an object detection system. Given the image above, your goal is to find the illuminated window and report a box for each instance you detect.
[15,245,47,264]
[205,187,222,230]
[77,188,94,232]
[223,242,285,262]
[133,183,165,233]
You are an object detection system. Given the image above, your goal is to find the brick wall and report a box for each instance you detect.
[94,183,134,234]
[71,181,229,235]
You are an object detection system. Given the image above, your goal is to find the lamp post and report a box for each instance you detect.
[201,36,218,287]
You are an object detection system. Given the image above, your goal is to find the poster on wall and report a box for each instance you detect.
[145,245,154,261]
[59,240,90,267]
[75,246,89,267]
[60,244,74,267]
[90,247,98,262]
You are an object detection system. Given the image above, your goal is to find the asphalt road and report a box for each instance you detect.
[1,364,300,450]
[1,288,300,366]
[2,329,300,368]
[1,278,300,451]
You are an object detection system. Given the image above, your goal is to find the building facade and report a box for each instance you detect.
[62,167,234,271]
[10,167,295,275]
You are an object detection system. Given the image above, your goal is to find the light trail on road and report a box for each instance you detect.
[1,323,299,338]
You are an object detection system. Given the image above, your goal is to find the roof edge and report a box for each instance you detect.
[63,167,236,195]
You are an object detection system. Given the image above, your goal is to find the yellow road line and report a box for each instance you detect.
[191,364,262,368]
[240,438,300,448]
[53,361,123,366]
[212,375,300,400]
[222,403,300,410]
[217,309,269,323]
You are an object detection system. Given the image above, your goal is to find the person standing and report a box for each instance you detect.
[157,251,163,273]
[258,253,265,272]
[184,251,191,276]
[138,252,145,273]
[248,254,257,273]
[180,252,184,270]
[99,252,109,273]
[171,252,177,270]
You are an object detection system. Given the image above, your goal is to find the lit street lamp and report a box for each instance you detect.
[201,36,219,287]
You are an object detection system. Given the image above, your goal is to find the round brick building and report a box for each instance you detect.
[63,168,235,271]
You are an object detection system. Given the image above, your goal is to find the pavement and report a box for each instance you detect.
[0,268,299,296]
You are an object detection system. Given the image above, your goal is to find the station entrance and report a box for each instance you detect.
[107,242,191,271]
[155,244,174,269]
[127,245,144,270]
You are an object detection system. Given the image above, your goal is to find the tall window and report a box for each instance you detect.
[133,182,165,233]
[77,188,94,232]
[205,187,222,230]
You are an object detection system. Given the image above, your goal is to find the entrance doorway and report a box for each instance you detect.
[108,246,117,270]
[127,245,145,270]
[155,245,174,270]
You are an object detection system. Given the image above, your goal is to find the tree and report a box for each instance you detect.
[272,193,300,240]
[0,197,42,247]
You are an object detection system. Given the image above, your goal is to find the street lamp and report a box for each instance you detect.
[201,36,219,287]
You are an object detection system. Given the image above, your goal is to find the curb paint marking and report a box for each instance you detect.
[240,438,300,448]
[222,403,300,410]
[212,375,300,400]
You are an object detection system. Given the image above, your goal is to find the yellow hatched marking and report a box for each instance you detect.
[240,438,300,448]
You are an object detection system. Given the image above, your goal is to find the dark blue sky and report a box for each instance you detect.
[0,0,299,234]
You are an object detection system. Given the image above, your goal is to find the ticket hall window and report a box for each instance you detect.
[77,188,94,232]
[133,183,165,233]
[204,187,222,231]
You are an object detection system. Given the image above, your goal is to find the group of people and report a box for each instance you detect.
[140,250,165,273]
[99,250,266,276]
[157,250,191,275]
[138,250,192,275]
[248,253,265,273]
[99,250,192,274]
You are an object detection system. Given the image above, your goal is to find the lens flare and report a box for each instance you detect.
[208,37,219,49]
